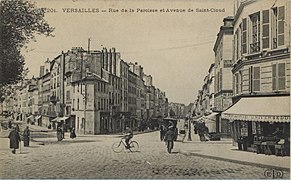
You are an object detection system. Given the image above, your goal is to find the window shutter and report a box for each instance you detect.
[278,6,285,46]
[249,67,253,92]
[278,63,285,90]
[240,71,243,93]
[253,67,260,91]
[262,10,270,49]
[241,18,247,54]
[272,64,277,91]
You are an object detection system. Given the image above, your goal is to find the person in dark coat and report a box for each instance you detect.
[57,126,63,141]
[15,124,20,132]
[164,126,175,150]
[23,126,30,147]
[8,120,12,129]
[8,127,21,154]
[159,124,167,141]
[70,128,76,139]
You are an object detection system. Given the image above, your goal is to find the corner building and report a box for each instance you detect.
[222,0,290,155]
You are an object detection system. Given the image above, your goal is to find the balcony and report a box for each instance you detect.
[250,42,260,53]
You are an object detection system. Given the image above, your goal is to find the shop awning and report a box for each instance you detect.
[221,96,290,123]
[203,112,218,122]
[51,116,69,122]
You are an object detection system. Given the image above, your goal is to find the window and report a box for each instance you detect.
[66,90,70,101]
[240,71,243,93]
[77,117,79,130]
[272,63,286,91]
[241,18,247,54]
[253,67,260,92]
[235,73,239,94]
[250,12,260,53]
[219,68,222,91]
[262,10,270,49]
[77,98,79,110]
[272,6,285,48]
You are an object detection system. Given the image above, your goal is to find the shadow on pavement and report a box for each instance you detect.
[19,152,29,154]
[33,139,100,145]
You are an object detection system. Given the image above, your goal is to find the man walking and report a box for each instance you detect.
[8,127,21,154]
[23,126,30,147]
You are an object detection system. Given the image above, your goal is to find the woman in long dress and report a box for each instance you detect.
[23,126,30,147]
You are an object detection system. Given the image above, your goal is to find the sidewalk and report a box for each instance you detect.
[178,134,290,171]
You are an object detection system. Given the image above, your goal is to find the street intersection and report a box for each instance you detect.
[0,128,289,179]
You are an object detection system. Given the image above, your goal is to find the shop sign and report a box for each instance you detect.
[241,127,248,136]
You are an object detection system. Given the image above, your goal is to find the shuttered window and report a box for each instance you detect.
[272,63,286,91]
[241,18,247,54]
[278,63,286,90]
[249,66,253,92]
[278,6,285,46]
[262,10,270,49]
[235,73,239,94]
[253,67,260,92]
[240,70,243,93]
[250,13,260,53]
[272,64,277,91]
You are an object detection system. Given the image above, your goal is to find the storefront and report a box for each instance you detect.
[222,96,290,156]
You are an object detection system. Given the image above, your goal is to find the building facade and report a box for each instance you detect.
[222,0,290,154]
[213,16,234,137]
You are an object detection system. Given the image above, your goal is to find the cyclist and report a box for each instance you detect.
[124,127,133,149]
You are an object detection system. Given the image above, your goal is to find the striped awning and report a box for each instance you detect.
[221,96,290,123]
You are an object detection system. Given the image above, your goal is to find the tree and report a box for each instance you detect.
[0,0,54,97]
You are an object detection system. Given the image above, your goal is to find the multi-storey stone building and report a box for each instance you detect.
[1,46,169,135]
[221,0,290,153]
[213,16,234,137]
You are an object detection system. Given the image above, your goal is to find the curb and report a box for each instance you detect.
[116,130,157,137]
[180,151,290,172]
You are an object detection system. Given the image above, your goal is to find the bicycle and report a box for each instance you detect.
[112,137,139,153]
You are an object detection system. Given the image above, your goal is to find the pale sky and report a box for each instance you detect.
[23,0,234,105]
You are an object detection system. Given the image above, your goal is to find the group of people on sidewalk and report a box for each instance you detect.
[7,123,30,154]
[194,121,210,142]
[56,124,77,141]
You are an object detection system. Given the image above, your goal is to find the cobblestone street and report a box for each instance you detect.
[0,131,289,179]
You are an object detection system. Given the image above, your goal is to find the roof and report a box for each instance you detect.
[222,96,290,122]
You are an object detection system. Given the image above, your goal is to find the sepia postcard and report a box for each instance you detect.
[0,0,290,179]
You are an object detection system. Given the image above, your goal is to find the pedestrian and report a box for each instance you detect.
[57,126,63,141]
[197,122,206,141]
[8,120,12,129]
[61,124,65,139]
[8,127,21,154]
[160,124,167,141]
[164,126,175,152]
[15,124,20,132]
[70,127,76,139]
[23,126,30,147]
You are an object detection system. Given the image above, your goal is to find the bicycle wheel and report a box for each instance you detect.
[129,141,139,152]
[112,141,124,153]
